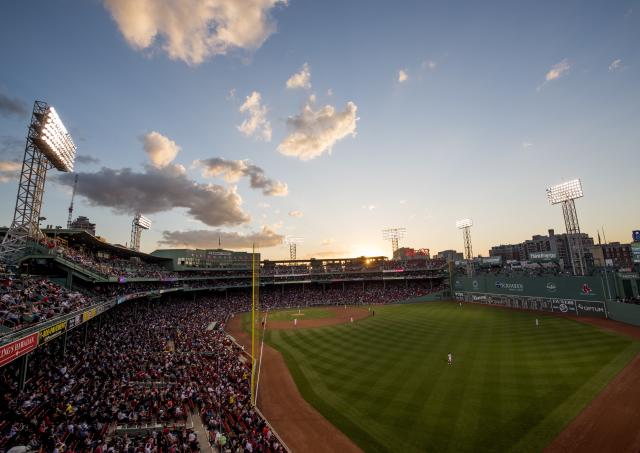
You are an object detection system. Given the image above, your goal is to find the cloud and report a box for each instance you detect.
[422,60,437,70]
[143,131,180,168]
[288,210,303,218]
[321,238,334,246]
[238,91,272,141]
[398,69,408,83]
[103,0,286,65]
[609,59,623,72]
[0,93,28,118]
[277,100,358,160]
[196,157,287,196]
[257,202,270,208]
[75,155,101,165]
[522,142,534,148]
[286,63,311,89]
[159,226,283,248]
[362,204,376,211]
[545,59,570,81]
[57,164,250,227]
[399,199,407,205]
[0,160,21,183]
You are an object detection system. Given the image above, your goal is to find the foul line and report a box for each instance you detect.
[255,311,268,403]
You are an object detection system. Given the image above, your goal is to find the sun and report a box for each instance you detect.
[349,245,388,258]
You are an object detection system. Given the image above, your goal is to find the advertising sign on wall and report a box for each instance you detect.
[82,308,97,322]
[39,321,67,343]
[0,333,38,367]
[529,252,558,262]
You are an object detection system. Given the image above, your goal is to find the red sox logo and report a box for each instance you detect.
[581,284,592,295]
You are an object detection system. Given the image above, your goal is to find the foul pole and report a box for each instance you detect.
[251,243,256,406]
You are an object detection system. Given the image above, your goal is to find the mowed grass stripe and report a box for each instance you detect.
[264,302,639,452]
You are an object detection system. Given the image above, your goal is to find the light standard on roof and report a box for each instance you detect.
[546,179,586,276]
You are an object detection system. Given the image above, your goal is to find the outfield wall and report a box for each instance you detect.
[452,275,608,318]
[453,275,608,301]
[605,301,640,327]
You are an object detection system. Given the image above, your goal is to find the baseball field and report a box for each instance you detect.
[248,302,640,453]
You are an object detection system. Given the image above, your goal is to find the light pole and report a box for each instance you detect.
[546,179,586,276]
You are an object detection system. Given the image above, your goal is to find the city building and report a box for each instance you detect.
[69,216,96,236]
[488,229,594,271]
[436,249,464,262]
[590,242,633,269]
[488,243,523,261]
[393,247,430,260]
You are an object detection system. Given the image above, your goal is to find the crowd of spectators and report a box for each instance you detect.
[56,246,174,280]
[0,276,92,331]
[0,296,287,453]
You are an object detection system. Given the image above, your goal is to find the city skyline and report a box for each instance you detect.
[1,0,639,259]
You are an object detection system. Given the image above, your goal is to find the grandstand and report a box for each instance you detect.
[0,227,447,452]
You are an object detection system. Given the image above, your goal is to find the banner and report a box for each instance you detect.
[529,252,558,262]
[0,333,38,367]
[577,301,607,318]
[82,308,97,322]
[39,321,66,343]
[550,299,577,314]
[67,313,83,330]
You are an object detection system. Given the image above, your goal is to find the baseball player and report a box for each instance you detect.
[448,352,453,365]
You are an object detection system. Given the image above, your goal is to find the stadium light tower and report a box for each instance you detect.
[284,236,303,260]
[382,227,406,257]
[0,101,77,263]
[546,179,586,276]
[130,213,151,252]
[67,174,79,229]
[456,218,474,260]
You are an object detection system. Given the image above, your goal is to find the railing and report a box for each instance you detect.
[0,297,115,345]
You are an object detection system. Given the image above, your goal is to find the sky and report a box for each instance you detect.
[0,0,638,260]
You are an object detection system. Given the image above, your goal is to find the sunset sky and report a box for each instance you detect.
[0,0,638,259]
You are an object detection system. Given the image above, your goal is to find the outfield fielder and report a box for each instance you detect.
[448,352,453,366]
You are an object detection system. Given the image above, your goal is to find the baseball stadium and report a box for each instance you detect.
[2,2,640,453]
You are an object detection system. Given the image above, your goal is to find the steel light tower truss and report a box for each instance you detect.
[456,218,474,260]
[382,228,406,256]
[546,179,585,276]
[67,174,79,228]
[130,213,151,252]
[1,101,77,264]
[284,236,303,260]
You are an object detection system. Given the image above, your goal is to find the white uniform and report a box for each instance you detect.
[448,353,453,365]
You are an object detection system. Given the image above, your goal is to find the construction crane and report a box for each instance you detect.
[67,175,78,229]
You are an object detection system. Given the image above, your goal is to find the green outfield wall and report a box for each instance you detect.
[452,274,640,325]
[452,274,608,319]
[453,274,608,301]
[605,301,640,327]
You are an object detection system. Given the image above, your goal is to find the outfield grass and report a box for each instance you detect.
[263,307,336,322]
[264,302,640,453]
